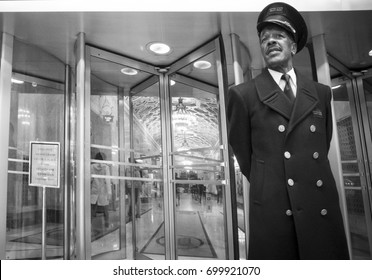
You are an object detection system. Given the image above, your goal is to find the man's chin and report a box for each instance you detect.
[265,58,283,68]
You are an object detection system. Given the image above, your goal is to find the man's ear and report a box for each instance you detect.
[291,42,298,56]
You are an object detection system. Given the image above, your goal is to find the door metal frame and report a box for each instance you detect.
[159,72,174,260]
[216,36,237,259]
[84,44,166,260]
[0,33,14,260]
[230,33,250,259]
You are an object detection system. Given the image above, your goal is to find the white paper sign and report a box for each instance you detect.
[29,141,60,188]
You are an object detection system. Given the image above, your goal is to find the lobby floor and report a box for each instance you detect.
[5,191,247,260]
[92,191,247,260]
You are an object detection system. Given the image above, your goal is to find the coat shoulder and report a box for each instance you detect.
[312,80,331,92]
[296,71,332,103]
[312,80,332,103]
[229,81,255,95]
[297,72,331,93]
[228,79,259,104]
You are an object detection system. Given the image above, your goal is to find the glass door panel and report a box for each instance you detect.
[332,77,372,259]
[89,48,164,259]
[90,55,131,259]
[169,51,227,259]
[129,83,165,260]
[90,73,121,257]
[6,73,65,259]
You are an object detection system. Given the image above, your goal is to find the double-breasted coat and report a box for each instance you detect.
[227,68,349,259]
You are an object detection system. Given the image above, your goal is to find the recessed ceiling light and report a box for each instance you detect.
[170,80,176,86]
[147,42,171,55]
[369,50,372,56]
[11,78,24,84]
[120,67,138,75]
[193,60,211,70]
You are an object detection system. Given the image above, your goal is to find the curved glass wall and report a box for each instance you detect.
[6,39,66,259]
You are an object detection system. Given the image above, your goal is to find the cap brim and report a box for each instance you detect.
[264,19,296,35]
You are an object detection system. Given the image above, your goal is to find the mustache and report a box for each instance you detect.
[266,46,281,55]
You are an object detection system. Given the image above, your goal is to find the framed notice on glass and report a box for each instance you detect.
[29,141,61,188]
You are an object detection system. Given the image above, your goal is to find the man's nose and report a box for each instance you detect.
[267,40,275,47]
[267,36,277,44]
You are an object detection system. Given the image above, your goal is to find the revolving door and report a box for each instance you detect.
[82,36,235,260]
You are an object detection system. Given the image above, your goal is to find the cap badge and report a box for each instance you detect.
[269,7,283,13]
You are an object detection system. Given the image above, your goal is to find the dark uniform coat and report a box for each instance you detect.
[227,68,349,259]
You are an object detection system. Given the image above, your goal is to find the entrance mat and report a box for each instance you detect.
[11,223,121,247]
[11,227,64,246]
[140,211,217,258]
[11,205,152,246]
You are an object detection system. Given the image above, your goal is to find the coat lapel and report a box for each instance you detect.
[255,69,293,120]
[286,72,319,135]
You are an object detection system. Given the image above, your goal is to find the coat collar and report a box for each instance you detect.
[256,68,293,119]
[255,68,319,135]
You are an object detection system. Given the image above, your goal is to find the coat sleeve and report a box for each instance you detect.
[227,85,252,181]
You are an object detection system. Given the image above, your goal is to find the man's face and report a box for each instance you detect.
[259,24,297,71]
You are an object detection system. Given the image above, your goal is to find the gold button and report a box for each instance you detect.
[313,152,319,159]
[286,209,293,216]
[310,125,316,132]
[321,209,328,216]
[278,125,286,132]
[288,179,294,186]
[284,151,291,159]
[316,180,323,187]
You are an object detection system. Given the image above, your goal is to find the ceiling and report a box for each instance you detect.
[1,10,372,80]
[2,9,372,158]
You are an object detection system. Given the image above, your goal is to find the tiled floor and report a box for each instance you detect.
[5,192,247,260]
[92,192,247,260]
